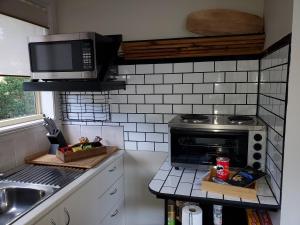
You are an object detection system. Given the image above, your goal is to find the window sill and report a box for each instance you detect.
[0,119,44,136]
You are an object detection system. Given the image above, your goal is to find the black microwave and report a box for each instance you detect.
[28,32,121,80]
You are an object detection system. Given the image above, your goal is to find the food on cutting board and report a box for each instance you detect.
[58,136,103,153]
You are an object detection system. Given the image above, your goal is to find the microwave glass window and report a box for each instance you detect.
[33,43,73,71]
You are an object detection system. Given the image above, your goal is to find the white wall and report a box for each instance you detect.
[0,124,50,172]
[280,1,300,224]
[263,0,293,49]
[56,0,264,41]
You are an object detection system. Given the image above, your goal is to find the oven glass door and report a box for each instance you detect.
[170,128,248,167]
[29,40,94,72]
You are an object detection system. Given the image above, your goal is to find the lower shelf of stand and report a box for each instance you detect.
[149,159,280,210]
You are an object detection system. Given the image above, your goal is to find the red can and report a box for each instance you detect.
[216,157,230,181]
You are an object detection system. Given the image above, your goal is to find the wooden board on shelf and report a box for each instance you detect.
[25,146,118,169]
[121,34,265,60]
[186,9,264,36]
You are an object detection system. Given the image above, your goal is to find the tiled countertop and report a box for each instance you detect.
[149,159,280,209]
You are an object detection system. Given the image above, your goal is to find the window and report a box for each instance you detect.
[0,14,48,127]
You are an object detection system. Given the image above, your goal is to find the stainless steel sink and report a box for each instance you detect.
[0,182,56,225]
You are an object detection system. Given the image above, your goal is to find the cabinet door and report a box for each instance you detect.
[59,186,97,225]
[98,200,125,225]
[34,208,60,225]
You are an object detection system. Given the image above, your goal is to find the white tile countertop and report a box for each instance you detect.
[12,150,125,225]
[149,158,280,209]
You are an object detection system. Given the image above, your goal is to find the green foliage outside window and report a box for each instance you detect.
[0,76,36,120]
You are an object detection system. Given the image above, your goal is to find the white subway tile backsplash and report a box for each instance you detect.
[101,126,124,148]
[120,123,136,131]
[137,104,154,113]
[182,94,202,104]
[204,72,224,83]
[193,84,213,93]
[146,133,163,142]
[164,134,169,142]
[155,124,168,133]
[111,113,127,122]
[173,84,193,93]
[173,105,192,114]
[237,60,259,71]
[127,75,144,84]
[225,72,247,82]
[136,85,154,94]
[136,64,154,74]
[155,143,168,152]
[118,65,135,74]
[214,83,235,93]
[155,84,173,94]
[214,105,235,114]
[145,74,163,84]
[137,123,154,132]
[128,114,145,122]
[119,104,136,113]
[203,94,224,104]
[164,95,182,104]
[236,105,256,115]
[215,61,236,71]
[194,62,214,72]
[119,85,136,95]
[247,94,258,104]
[128,95,144,103]
[145,95,163,103]
[110,104,119,113]
[164,73,182,83]
[248,72,259,82]
[236,83,258,93]
[155,104,172,113]
[146,114,163,123]
[154,63,173,73]
[125,141,137,150]
[174,62,193,73]
[193,105,213,114]
[129,132,145,141]
[183,73,203,83]
[163,114,176,123]
[137,142,155,151]
[225,94,247,104]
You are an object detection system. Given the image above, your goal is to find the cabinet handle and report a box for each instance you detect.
[110,188,118,195]
[50,218,57,225]
[64,207,70,225]
[108,166,117,172]
[111,209,119,217]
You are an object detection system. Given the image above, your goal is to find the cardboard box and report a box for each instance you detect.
[201,167,257,200]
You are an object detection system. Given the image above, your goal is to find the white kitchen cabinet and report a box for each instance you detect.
[98,200,125,225]
[34,156,124,225]
[34,207,60,225]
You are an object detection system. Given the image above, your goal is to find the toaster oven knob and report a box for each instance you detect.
[254,134,262,141]
[253,153,262,160]
[254,143,262,151]
[253,162,261,170]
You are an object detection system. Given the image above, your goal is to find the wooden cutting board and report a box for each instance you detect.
[186,9,264,36]
[26,146,118,169]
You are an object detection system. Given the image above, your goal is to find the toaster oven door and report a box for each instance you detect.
[170,128,248,168]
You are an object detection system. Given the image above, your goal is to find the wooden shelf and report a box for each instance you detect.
[23,80,126,92]
[121,34,265,61]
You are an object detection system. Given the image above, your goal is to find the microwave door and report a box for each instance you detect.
[29,40,96,80]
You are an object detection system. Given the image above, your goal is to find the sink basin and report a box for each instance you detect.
[0,182,56,225]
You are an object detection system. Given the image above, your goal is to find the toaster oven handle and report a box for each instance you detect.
[201,161,214,165]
